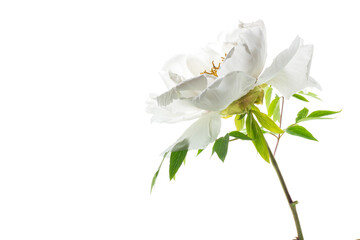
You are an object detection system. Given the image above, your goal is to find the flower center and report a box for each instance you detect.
[200,54,227,77]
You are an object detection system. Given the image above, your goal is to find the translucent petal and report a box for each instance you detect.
[163,112,221,153]
[217,20,267,78]
[146,97,206,123]
[192,71,257,111]
[160,55,194,89]
[259,36,320,99]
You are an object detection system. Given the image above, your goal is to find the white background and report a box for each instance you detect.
[0,0,359,239]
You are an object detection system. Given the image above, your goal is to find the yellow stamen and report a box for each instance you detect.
[200,53,227,77]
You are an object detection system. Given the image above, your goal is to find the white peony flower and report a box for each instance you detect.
[147,20,320,153]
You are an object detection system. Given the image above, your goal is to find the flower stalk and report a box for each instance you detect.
[267,96,303,240]
[267,144,303,240]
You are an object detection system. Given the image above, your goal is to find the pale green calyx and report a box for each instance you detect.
[220,85,264,117]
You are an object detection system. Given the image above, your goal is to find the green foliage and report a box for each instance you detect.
[252,109,284,134]
[169,149,188,180]
[286,125,318,141]
[268,96,281,122]
[246,112,270,163]
[268,96,279,117]
[234,114,246,131]
[212,134,230,162]
[298,91,321,100]
[150,153,167,193]
[197,149,203,156]
[292,94,309,102]
[228,131,252,140]
[264,86,273,111]
[296,109,341,123]
[307,110,342,118]
[295,108,309,122]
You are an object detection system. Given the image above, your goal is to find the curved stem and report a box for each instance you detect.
[267,145,304,240]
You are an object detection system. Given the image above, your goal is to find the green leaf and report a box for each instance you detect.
[273,98,281,122]
[299,91,321,100]
[169,149,188,180]
[212,134,229,162]
[292,94,309,102]
[307,110,342,118]
[295,108,309,122]
[286,125,318,141]
[268,96,280,117]
[252,109,284,134]
[234,114,245,131]
[150,153,167,194]
[265,86,273,111]
[246,112,270,163]
[228,131,252,140]
[297,117,333,123]
[197,149,203,156]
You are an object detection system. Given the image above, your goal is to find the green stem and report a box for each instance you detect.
[267,144,304,240]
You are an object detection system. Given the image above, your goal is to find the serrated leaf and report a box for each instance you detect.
[265,86,273,111]
[246,112,270,163]
[252,109,284,134]
[169,149,188,180]
[296,108,309,122]
[228,131,252,140]
[234,114,245,131]
[292,94,309,102]
[197,149,203,156]
[307,110,341,118]
[150,153,167,194]
[212,134,229,162]
[286,125,318,141]
[299,91,321,100]
[268,96,280,117]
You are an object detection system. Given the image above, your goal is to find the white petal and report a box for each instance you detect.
[163,112,221,153]
[217,20,267,78]
[156,75,214,107]
[146,97,206,123]
[186,47,223,77]
[259,36,320,99]
[192,71,257,111]
[160,55,195,89]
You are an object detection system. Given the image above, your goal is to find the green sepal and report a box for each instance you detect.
[252,109,284,134]
[197,149,203,156]
[285,125,318,141]
[228,131,252,140]
[246,112,270,163]
[292,94,309,102]
[212,134,230,162]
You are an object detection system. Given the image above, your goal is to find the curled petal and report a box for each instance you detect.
[192,71,257,111]
[259,36,320,99]
[160,55,194,89]
[156,75,214,107]
[163,112,221,153]
[161,48,222,89]
[217,20,267,78]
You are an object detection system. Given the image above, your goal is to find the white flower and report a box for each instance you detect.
[147,20,320,153]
